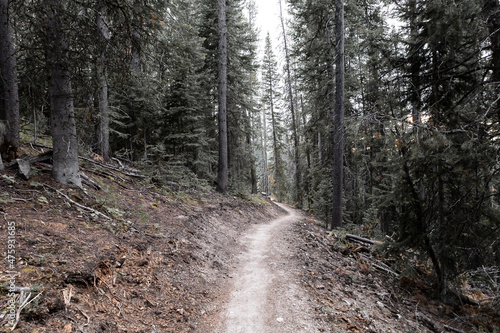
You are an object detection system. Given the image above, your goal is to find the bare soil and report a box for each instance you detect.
[0,159,498,332]
[214,203,325,333]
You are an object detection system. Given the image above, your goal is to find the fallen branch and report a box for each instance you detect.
[359,253,400,277]
[346,233,383,245]
[373,263,399,277]
[11,290,43,331]
[79,156,146,178]
[415,312,444,332]
[307,231,335,257]
[80,172,101,191]
[444,325,466,333]
[74,305,90,327]
[43,184,112,220]
[111,157,125,169]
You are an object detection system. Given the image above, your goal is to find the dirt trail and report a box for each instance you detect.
[217,203,325,333]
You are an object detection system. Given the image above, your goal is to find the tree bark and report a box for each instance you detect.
[262,103,269,195]
[247,0,258,195]
[216,0,228,193]
[270,88,280,201]
[131,29,141,75]
[96,3,111,161]
[331,0,345,229]
[0,0,19,155]
[44,0,81,187]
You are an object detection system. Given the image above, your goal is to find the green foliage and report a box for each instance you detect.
[197,0,260,193]
[286,0,500,294]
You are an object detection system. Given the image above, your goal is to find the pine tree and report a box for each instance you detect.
[217,0,229,193]
[377,0,500,294]
[261,34,286,201]
[95,0,111,161]
[199,0,259,192]
[43,0,81,186]
[331,0,345,229]
[279,0,302,207]
[0,0,19,157]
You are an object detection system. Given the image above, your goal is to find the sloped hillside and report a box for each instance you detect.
[0,156,283,332]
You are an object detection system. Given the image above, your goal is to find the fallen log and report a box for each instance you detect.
[346,233,383,245]
[6,150,53,168]
[5,150,54,179]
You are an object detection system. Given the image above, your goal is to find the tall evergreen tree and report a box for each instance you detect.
[217,0,228,193]
[95,0,111,161]
[43,0,81,186]
[261,34,286,201]
[331,0,345,229]
[279,0,302,207]
[0,0,19,157]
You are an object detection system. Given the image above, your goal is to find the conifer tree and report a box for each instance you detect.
[95,0,111,161]
[217,0,228,193]
[331,0,344,229]
[261,34,286,201]
[279,0,302,207]
[43,0,81,186]
[377,0,500,294]
[0,0,19,156]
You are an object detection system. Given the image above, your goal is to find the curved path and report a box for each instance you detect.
[218,203,322,333]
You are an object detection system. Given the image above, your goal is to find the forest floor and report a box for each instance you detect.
[0,150,499,332]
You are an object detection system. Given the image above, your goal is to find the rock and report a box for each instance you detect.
[17,158,32,180]
[276,317,284,323]
[322,306,334,315]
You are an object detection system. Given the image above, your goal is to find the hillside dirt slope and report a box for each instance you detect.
[0,159,498,332]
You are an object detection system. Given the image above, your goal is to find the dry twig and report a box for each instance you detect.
[43,184,112,220]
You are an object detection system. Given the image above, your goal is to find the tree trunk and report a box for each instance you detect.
[262,105,269,195]
[301,96,312,210]
[131,29,141,75]
[279,0,302,207]
[247,113,258,194]
[331,0,345,229]
[96,64,110,160]
[408,0,422,126]
[216,0,228,193]
[44,0,81,187]
[247,0,258,195]
[0,0,19,155]
[484,0,500,120]
[270,88,280,201]
[95,2,111,161]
